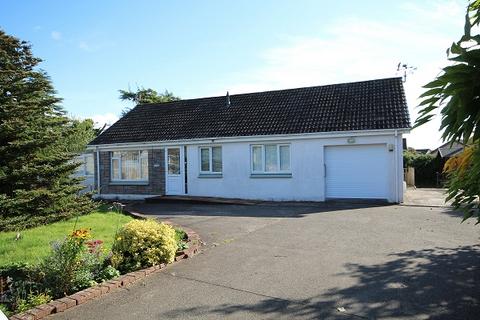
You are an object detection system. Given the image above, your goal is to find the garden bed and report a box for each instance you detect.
[1,203,202,319]
[8,226,201,320]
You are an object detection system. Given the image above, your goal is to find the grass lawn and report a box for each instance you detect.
[0,209,133,266]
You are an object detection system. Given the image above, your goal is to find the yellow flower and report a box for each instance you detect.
[70,228,91,240]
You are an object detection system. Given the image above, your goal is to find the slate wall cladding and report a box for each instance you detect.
[94,149,165,195]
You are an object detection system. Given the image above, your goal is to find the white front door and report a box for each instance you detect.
[325,144,390,200]
[165,147,184,195]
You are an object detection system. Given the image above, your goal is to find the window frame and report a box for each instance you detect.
[76,153,95,176]
[83,153,95,176]
[110,150,149,182]
[250,144,291,174]
[198,146,222,174]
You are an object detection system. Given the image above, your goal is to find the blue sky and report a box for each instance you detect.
[1,0,468,148]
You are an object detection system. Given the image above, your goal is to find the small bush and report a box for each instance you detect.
[96,265,120,281]
[403,150,435,168]
[15,292,51,313]
[111,220,177,272]
[403,150,439,186]
[40,229,105,297]
[0,263,36,281]
[174,228,187,242]
[174,228,189,251]
[0,263,45,313]
[0,303,12,317]
[0,263,50,315]
[0,228,122,314]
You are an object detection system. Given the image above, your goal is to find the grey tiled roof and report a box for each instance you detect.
[430,141,464,158]
[90,77,410,145]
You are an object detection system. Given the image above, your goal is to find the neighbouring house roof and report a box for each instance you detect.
[429,141,465,158]
[90,77,410,145]
[415,148,430,154]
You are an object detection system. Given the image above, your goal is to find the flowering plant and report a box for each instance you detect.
[85,239,104,255]
[70,228,91,240]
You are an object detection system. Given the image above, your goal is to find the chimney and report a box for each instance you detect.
[226,91,231,107]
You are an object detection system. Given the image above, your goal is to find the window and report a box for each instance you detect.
[251,144,290,173]
[199,146,222,173]
[111,150,148,181]
[167,148,180,174]
[75,153,94,176]
[85,154,94,176]
[252,146,263,172]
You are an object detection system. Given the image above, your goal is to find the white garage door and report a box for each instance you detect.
[325,144,390,200]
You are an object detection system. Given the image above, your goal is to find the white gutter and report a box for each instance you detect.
[87,128,411,151]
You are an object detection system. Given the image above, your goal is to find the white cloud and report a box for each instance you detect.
[399,1,465,25]
[78,41,91,52]
[77,39,116,52]
[89,113,119,128]
[51,31,62,41]
[219,0,464,149]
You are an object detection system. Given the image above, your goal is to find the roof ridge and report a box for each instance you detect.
[137,77,403,107]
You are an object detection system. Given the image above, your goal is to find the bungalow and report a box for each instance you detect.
[88,77,410,203]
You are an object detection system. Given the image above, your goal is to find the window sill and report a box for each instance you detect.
[198,173,223,179]
[109,181,149,186]
[250,173,292,178]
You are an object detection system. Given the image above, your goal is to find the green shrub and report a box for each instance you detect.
[96,265,120,282]
[111,220,177,272]
[0,263,36,281]
[0,263,50,315]
[174,228,189,251]
[15,292,51,313]
[0,303,12,317]
[403,150,439,186]
[40,229,104,297]
[0,263,45,314]
[403,150,435,168]
[0,230,120,314]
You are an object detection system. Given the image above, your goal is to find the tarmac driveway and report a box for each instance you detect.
[52,202,479,320]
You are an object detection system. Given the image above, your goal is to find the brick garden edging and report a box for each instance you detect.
[9,219,202,320]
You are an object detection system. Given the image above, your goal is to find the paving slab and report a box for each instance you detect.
[403,188,452,207]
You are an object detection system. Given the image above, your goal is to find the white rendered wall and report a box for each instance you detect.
[185,133,404,202]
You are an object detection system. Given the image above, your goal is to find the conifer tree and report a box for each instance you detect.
[0,30,95,230]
